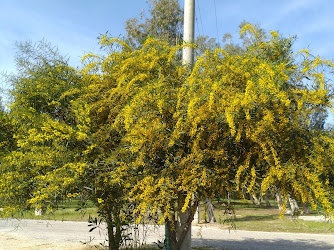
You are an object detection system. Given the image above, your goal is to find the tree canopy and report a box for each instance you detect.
[82,25,334,247]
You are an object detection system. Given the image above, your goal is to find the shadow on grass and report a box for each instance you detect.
[235,214,277,222]
[193,238,334,250]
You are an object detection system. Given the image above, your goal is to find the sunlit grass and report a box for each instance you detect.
[11,198,334,235]
[206,199,334,234]
[13,199,98,222]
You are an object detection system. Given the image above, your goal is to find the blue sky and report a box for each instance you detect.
[2,0,334,71]
[1,0,334,122]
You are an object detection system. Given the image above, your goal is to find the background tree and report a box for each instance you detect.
[0,40,142,250]
[125,0,183,48]
[195,35,220,57]
[0,40,89,216]
[125,0,240,60]
[9,40,83,124]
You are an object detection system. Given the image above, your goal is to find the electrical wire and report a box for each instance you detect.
[213,0,219,42]
[197,0,205,36]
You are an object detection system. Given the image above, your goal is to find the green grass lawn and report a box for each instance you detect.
[11,198,334,235]
[13,199,98,221]
[207,199,334,234]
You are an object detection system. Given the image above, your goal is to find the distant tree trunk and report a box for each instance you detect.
[288,196,300,216]
[205,198,216,223]
[276,190,284,213]
[252,194,262,205]
[250,194,255,204]
[264,193,271,207]
[242,187,247,200]
[227,192,231,206]
[302,203,310,215]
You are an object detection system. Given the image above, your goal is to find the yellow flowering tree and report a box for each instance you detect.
[2,24,334,250]
[0,41,89,214]
[173,25,334,215]
[0,41,138,250]
[83,26,334,248]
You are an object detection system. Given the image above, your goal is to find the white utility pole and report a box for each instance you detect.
[182,0,195,67]
[177,2,195,249]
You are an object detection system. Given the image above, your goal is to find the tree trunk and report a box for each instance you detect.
[166,219,177,249]
[242,188,247,200]
[105,208,122,250]
[302,203,310,215]
[276,190,284,213]
[264,193,271,207]
[106,212,116,250]
[177,205,191,250]
[250,194,255,205]
[288,196,300,216]
[227,192,231,206]
[205,198,216,223]
[252,194,262,205]
[166,198,199,250]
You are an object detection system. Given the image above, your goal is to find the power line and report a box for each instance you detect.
[196,0,205,36]
[195,13,200,36]
[213,0,219,42]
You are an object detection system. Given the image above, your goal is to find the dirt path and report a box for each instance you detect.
[0,219,102,250]
[0,219,333,249]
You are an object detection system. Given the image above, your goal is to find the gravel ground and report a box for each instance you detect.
[0,219,334,250]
